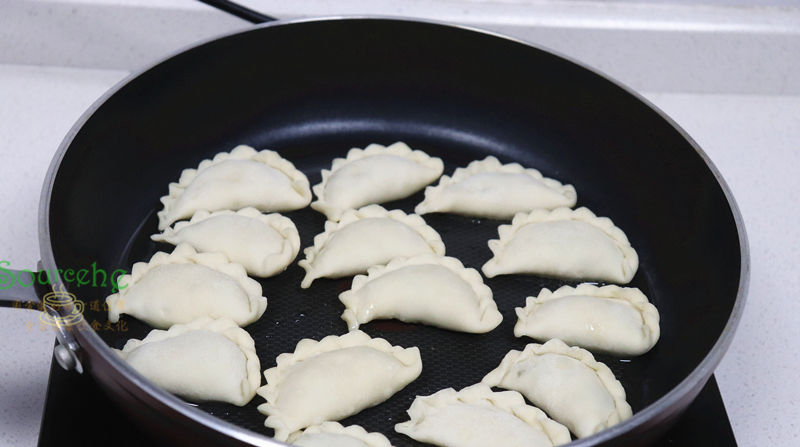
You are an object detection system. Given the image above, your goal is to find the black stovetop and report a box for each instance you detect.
[37,355,737,446]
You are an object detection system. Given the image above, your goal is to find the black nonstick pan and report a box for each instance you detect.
[0,11,747,447]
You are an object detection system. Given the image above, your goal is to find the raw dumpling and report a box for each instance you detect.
[299,205,445,288]
[415,156,576,219]
[117,317,260,406]
[312,142,444,221]
[482,339,632,438]
[157,145,311,230]
[515,284,660,356]
[257,330,422,441]
[481,207,638,283]
[394,383,571,447]
[339,254,502,333]
[106,244,267,328]
[152,207,300,277]
[288,422,393,447]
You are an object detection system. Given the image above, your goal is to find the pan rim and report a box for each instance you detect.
[38,15,749,446]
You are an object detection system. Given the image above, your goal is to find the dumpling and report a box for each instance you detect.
[481,207,638,283]
[257,330,422,441]
[339,254,502,333]
[312,142,444,221]
[288,422,393,447]
[415,156,576,219]
[394,383,571,447]
[117,317,260,406]
[157,145,311,230]
[152,207,300,277]
[298,205,445,288]
[482,339,632,438]
[106,244,267,328]
[515,284,660,356]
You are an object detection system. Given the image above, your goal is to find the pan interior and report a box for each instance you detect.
[47,19,741,445]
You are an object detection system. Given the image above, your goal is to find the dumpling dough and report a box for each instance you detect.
[117,317,260,406]
[257,330,422,441]
[481,207,638,283]
[152,207,300,277]
[415,156,576,219]
[482,339,632,438]
[394,383,571,447]
[339,254,502,333]
[298,205,445,288]
[312,142,444,221]
[157,145,311,230]
[106,244,267,328]
[515,284,660,356]
[288,422,393,447]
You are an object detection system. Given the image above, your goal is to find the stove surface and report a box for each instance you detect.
[37,350,737,446]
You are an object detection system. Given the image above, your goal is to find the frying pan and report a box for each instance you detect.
[0,4,747,447]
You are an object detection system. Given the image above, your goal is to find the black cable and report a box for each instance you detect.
[197,0,276,24]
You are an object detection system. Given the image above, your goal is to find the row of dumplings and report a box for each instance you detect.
[117,322,631,446]
[106,141,660,446]
[108,205,658,353]
[155,141,578,229]
[258,330,637,446]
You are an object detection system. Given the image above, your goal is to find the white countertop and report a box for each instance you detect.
[1,2,799,446]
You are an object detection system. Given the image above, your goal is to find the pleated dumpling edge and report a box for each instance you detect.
[157,145,311,230]
[151,207,300,278]
[415,155,577,219]
[256,330,422,441]
[481,207,638,283]
[482,338,632,438]
[340,254,502,333]
[311,142,444,221]
[298,205,445,288]
[515,283,660,356]
[395,383,571,447]
[106,243,267,328]
[287,422,394,447]
[116,317,261,406]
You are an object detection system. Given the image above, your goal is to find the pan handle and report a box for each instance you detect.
[0,264,85,373]
[197,0,277,24]
[0,265,46,308]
